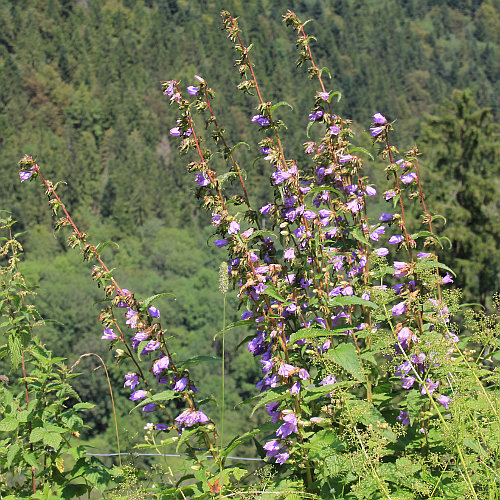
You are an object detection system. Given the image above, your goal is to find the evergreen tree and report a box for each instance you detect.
[421,89,500,304]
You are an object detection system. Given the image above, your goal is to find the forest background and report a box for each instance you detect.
[1,0,499,463]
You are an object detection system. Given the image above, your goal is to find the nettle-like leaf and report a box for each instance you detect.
[326,343,365,382]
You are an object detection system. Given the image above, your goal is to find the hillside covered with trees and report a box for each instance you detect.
[1,0,499,458]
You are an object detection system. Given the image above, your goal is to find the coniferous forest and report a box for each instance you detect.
[1,0,500,498]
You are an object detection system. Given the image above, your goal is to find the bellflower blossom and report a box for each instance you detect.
[309,110,324,121]
[148,306,160,318]
[124,372,139,390]
[214,239,228,248]
[370,126,384,137]
[401,172,417,184]
[194,173,210,187]
[437,394,451,409]
[101,328,118,340]
[375,247,389,257]
[187,85,199,95]
[397,410,410,425]
[175,408,210,428]
[20,168,35,182]
[388,235,404,245]
[392,301,406,316]
[373,113,387,124]
[276,413,298,438]
[152,356,170,375]
[142,403,156,414]
[284,248,295,260]
[228,220,240,234]
[252,114,270,127]
[130,390,148,401]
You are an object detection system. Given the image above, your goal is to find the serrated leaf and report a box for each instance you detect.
[222,423,277,458]
[73,402,95,411]
[330,295,378,309]
[303,384,337,402]
[214,320,252,341]
[30,426,45,442]
[350,399,396,441]
[351,227,371,246]
[142,292,176,308]
[246,229,276,241]
[327,343,364,382]
[406,390,426,425]
[43,431,62,449]
[22,451,38,468]
[410,231,442,248]
[95,241,119,256]
[288,325,352,344]
[130,390,179,412]
[0,417,19,432]
[61,484,89,500]
[417,260,456,277]
[8,335,21,370]
[263,285,286,303]
[177,355,220,370]
[319,67,332,79]
[44,424,66,433]
[328,91,342,103]
[250,386,288,417]
[349,146,374,160]
[228,141,250,156]
[16,410,29,422]
[175,427,199,453]
[7,443,20,468]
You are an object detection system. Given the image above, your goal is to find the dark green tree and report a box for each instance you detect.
[421,89,500,304]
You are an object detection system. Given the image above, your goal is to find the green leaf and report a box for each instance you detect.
[303,384,337,402]
[73,402,95,411]
[417,259,456,277]
[95,241,119,256]
[351,227,371,246]
[22,451,38,468]
[61,484,90,499]
[270,101,293,114]
[175,427,199,453]
[222,423,277,458]
[142,292,176,308]
[7,443,20,468]
[8,335,21,370]
[177,355,220,370]
[350,400,396,441]
[43,431,62,449]
[327,343,365,382]
[214,320,252,341]
[288,325,352,344]
[328,91,342,103]
[410,231,442,247]
[0,417,19,432]
[228,141,250,156]
[130,390,179,412]
[319,67,332,79]
[16,410,30,422]
[330,295,378,309]
[263,285,287,303]
[29,427,45,442]
[431,214,446,224]
[349,146,374,160]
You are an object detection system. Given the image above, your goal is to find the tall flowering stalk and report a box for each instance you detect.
[159,10,498,497]
[16,155,224,490]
